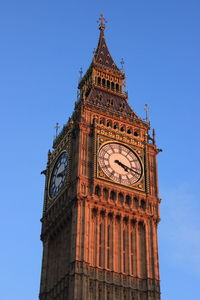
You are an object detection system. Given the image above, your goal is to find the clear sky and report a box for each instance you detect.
[0,1,199,299]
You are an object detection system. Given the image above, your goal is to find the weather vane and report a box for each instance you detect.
[144,104,150,123]
[97,13,107,31]
[54,122,60,138]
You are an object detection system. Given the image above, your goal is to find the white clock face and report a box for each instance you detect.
[49,151,68,199]
[98,143,142,185]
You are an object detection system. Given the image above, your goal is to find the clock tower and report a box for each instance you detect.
[39,15,161,300]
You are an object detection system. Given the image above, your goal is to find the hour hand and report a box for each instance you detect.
[114,160,128,172]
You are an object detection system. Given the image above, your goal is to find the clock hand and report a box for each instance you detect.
[126,166,141,175]
[126,165,141,175]
[114,160,129,172]
[114,160,141,175]
[114,160,127,170]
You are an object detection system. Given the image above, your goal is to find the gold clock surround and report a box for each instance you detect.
[96,136,145,191]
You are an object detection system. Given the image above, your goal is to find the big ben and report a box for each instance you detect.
[39,14,161,300]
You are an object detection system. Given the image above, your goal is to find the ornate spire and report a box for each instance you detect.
[93,14,120,72]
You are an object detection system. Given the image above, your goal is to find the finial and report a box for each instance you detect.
[48,149,51,158]
[121,58,127,94]
[79,67,83,80]
[76,88,80,101]
[121,58,125,73]
[97,13,107,31]
[144,104,150,123]
[54,122,60,138]
[152,128,156,144]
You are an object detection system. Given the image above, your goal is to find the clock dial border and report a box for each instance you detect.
[97,139,144,188]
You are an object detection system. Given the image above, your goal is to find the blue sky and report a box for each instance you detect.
[0,1,199,299]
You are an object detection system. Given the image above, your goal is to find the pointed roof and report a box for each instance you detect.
[93,14,120,72]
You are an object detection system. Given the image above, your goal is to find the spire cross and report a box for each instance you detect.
[97,13,107,31]
[144,104,150,122]
[54,122,60,137]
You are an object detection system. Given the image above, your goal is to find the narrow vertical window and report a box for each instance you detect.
[115,218,121,272]
[107,291,110,300]
[98,287,102,300]
[99,223,103,267]
[107,225,110,269]
[139,222,147,277]
[130,231,134,275]
[122,226,128,273]
[123,229,126,273]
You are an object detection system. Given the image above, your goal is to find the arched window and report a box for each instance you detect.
[127,128,132,134]
[102,78,106,87]
[107,120,112,127]
[110,191,116,201]
[113,123,119,130]
[111,82,114,90]
[103,188,109,200]
[116,83,119,92]
[134,130,139,137]
[107,80,110,89]
[125,195,131,205]
[134,197,139,208]
[95,185,101,196]
[118,192,124,204]
[98,77,101,85]
[141,200,146,210]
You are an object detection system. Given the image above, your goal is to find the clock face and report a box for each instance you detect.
[49,151,68,199]
[98,143,142,185]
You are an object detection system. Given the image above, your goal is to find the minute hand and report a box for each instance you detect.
[115,160,141,175]
[123,164,141,175]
